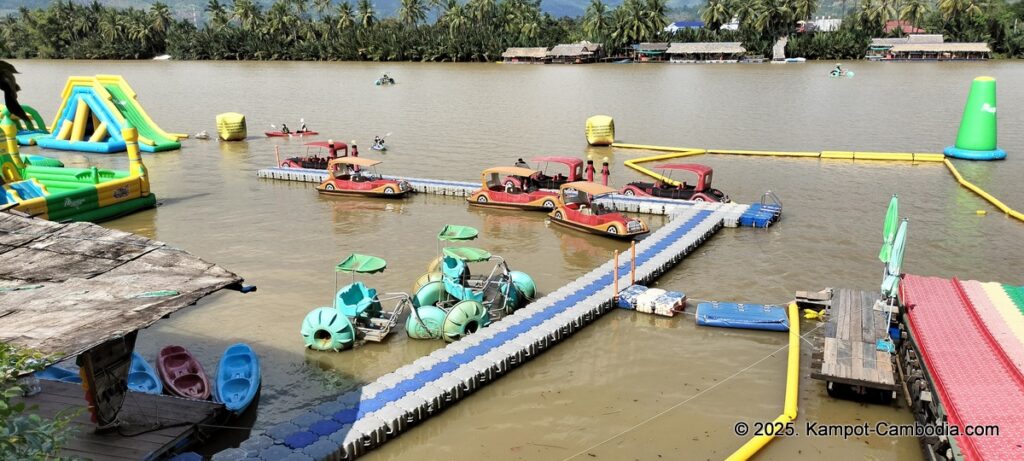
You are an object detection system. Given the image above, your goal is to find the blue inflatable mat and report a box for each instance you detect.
[695,302,789,331]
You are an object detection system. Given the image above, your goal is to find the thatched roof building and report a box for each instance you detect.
[502,47,549,63]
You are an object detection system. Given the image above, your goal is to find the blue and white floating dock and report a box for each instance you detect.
[217,203,747,460]
[256,167,781,227]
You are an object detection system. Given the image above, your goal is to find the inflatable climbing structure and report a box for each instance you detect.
[37,75,185,153]
[0,104,50,146]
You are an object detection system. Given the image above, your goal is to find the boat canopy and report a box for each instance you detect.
[530,156,583,167]
[560,181,617,197]
[335,253,387,273]
[437,224,479,242]
[482,166,538,178]
[327,157,382,168]
[305,141,348,149]
[442,246,492,262]
[654,163,712,175]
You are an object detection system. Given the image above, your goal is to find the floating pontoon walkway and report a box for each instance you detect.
[809,288,896,395]
[902,275,1024,460]
[218,205,736,460]
[256,167,781,226]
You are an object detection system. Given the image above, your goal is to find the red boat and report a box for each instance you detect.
[508,156,585,190]
[549,182,649,239]
[620,164,730,202]
[157,345,211,400]
[265,130,319,137]
[467,166,559,210]
[279,141,349,169]
[317,157,413,198]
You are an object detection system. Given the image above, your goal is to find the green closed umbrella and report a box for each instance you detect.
[880,219,908,299]
[878,195,899,263]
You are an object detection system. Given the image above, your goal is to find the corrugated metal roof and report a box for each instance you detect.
[870,34,944,47]
[667,42,746,54]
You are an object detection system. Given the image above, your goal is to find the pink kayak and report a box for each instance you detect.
[157,345,211,400]
[265,130,319,137]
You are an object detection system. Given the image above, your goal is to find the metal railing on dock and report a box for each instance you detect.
[217,206,733,460]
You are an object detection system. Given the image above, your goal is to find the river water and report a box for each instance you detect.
[11,59,1024,460]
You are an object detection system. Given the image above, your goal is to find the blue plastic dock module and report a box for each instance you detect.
[222,207,732,461]
[695,302,790,331]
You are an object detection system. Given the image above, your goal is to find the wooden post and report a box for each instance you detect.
[613,250,619,301]
[630,241,636,285]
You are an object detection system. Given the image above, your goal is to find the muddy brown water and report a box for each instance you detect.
[11,59,1024,460]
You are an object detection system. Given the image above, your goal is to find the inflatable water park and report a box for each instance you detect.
[36,75,185,153]
[1,115,156,222]
[6,67,1024,461]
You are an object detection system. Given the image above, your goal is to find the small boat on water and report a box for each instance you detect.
[265,130,319,137]
[549,182,649,239]
[375,77,396,85]
[316,157,413,198]
[128,352,163,395]
[279,140,348,169]
[215,343,260,414]
[158,345,211,400]
[194,130,210,140]
[466,166,560,211]
[620,164,730,202]
[371,142,387,151]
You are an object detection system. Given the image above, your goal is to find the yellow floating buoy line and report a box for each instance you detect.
[614,143,1024,224]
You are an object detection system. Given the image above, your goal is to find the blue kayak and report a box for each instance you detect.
[216,343,261,414]
[36,365,82,383]
[128,352,163,395]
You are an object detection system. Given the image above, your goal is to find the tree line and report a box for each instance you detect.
[1,0,1023,61]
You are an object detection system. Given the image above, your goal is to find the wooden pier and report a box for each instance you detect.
[807,288,897,398]
[14,380,225,461]
[1,211,246,458]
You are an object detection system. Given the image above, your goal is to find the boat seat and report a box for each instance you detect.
[335,282,382,318]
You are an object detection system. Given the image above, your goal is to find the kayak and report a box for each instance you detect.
[265,131,319,137]
[215,343,261,414]
[375,78,396,85]
[36,365,82,383]
[128,352,163,395]
[829,71,855,78]
[158,345,211,400]
[371,143,387,151]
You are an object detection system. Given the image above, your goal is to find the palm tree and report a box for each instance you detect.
[356,0,375,27]
[898,0,928,30]
[792,0,817,21]
[232,0,262,30]
[149,2,172,35]
[700,0,732,31]
[399,0,428,25]
[313,0,332,17]
[582,0,609,42]
[206,0,230,28]
[643,0,669,37]
[336,1,355,29]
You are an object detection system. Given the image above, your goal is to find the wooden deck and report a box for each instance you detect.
[808,288,897,391]
[17,380,224,460]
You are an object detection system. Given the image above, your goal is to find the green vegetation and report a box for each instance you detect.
[0,344,79,460]
[1,0,1023,60]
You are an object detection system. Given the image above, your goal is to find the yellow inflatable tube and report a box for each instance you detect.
[725,303,800,461]
[944,160,1024,222]
[622,149,705,186]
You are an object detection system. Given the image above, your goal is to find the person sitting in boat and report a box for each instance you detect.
[382,73,390,82]
[373,136,384,148]
[281,123,290,134]
[832,63,843,76]
[515,158,529,168]
[299,122,307,133]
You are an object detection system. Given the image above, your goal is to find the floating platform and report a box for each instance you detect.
[809,288,897,396]
[695,301,789,331]
[901,275,1024,461]
[256,167,781,227]
[14,380,225,460]
[220,205,734,460]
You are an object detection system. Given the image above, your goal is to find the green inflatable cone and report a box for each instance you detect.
[944,76,1006,160]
